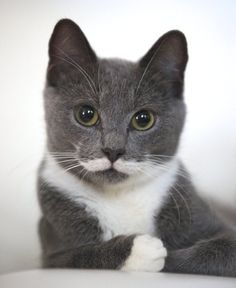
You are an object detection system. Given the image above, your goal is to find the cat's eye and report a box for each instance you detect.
[74,105,99,127]
[131,110,155,131]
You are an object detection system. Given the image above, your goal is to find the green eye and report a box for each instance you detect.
[74,105,99,127]
[131,110,155,131]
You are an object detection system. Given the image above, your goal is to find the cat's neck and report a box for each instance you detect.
[40,152,180,239]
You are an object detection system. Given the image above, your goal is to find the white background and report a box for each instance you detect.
[0,0,235,274]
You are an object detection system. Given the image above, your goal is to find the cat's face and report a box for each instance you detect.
[44,19,188,186]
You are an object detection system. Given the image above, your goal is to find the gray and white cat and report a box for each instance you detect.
[38,19,236,276]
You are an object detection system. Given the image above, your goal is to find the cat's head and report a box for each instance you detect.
[44,19,188,186]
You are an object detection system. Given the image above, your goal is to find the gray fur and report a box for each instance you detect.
[38,19,236,276]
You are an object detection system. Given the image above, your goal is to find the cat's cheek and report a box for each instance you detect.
[121,234,167,272]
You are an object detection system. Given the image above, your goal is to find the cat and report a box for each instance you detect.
[38,19,236,276]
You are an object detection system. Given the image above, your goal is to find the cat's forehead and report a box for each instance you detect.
[97,59,137,111]
[99,58,136,79]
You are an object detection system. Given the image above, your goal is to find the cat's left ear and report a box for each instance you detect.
[139,30,188,81]
[47,19,97,86]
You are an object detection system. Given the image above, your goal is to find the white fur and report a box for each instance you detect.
[80,158,111,172]
[121,234,167,272]
[113,158,148,175]
[41,154,179,241]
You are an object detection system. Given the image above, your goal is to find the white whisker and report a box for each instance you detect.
[52,47,97,95]
[55,159,79,165]
[145,160,188,179]
[171,184,192,226]
[64,163,82,173]
[136,38,169,94]
[169,191,181,225]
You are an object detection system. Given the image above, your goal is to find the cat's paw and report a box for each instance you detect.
[121,234,167,272]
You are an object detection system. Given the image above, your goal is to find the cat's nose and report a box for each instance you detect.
[102,148,125,163]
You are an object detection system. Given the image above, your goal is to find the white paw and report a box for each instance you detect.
[121,235,167,272]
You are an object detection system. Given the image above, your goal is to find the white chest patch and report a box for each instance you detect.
[41,155,178,241]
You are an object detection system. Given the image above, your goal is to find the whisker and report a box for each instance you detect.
[52,47,97,95]
[169,191,181,225]
[141,80,182,96]
[45,156,77,162]
[80,168,90,182]
[171,184,192,227]
[47,155,76,158]
[136,38,169,95]
[55,159,79,165]
[146,154,174,159]
[49,151,76,154]
[131,164,160,179]
[64,163,83,173]
[145,160,188,179]
[55,47,97,92]
[97,62,101,94]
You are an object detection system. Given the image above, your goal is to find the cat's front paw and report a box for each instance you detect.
[121,234,167,272]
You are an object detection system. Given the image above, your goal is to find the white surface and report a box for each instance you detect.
[0,270,236,288]
[0,0,236,275]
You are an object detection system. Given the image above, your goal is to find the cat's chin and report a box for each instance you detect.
[68,165,129,185]
[95,168,129,184]
[74,167,128,186]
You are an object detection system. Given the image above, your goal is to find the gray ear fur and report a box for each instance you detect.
[140,30,188,80]
[47,19,97,86]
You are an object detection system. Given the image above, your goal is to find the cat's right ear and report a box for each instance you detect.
[138,30,188,84]
[47,19,97,86]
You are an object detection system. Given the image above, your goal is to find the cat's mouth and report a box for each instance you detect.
[104,167,116,172]
[103,167,127,176]
[79,157,133,177]
[96,167,129,183]
[79,157,113,172]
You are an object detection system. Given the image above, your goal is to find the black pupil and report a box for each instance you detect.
[79,106,94,123]
[135,111,150,127]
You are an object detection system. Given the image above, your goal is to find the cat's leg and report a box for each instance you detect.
[164,232,236,277]
[43,234,167,271]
